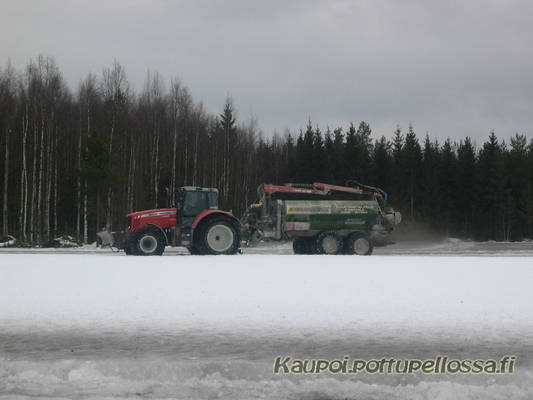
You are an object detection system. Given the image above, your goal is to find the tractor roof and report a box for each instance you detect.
[180,186,219,193]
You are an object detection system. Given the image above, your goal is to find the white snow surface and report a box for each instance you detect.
[1,253,532,330]
[1,241,533,399]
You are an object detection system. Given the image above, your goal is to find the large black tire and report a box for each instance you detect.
[292,237,307,254]
[124,233,138,255]
[196,217,241,255]
[134,228,165,256]
[187,245,203,255]
[124,240,136,255]
[292,237,316,254]
[345,232,373,256]
[316,231,342,255]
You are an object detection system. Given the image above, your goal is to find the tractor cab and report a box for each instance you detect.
[177,187,219,228]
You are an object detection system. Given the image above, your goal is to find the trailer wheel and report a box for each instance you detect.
[316,231,342,255]
[198,217,240,255]
[293,237,307,254]
[346,232,373,256]
[292,237,316,254]
[135,228,165,256]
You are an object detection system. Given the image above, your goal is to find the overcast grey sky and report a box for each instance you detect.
[1,0,532,143]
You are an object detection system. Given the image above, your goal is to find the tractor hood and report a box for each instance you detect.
[126,208,178,233]
[127,208,177,219]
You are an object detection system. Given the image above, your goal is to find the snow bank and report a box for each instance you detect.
[0,235,16,248]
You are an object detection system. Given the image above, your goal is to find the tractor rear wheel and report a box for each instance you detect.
[316,231,342,255]
[135,228,165,256]
[197,217,240,255]
[187,245,203,255]
[346,232,373,256]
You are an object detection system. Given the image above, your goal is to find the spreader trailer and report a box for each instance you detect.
[241,181,401,255]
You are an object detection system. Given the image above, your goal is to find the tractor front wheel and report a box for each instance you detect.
[124,233,138,255]
[124,241,136,255]
[134,228,165,256]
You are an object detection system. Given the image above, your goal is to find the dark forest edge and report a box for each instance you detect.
[1,56,532,245]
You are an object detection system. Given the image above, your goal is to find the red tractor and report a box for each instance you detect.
[124,186,241,255]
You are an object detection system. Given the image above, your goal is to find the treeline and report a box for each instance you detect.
[284,122,533,241]
[0,56,284,244]
[1,56,532,243]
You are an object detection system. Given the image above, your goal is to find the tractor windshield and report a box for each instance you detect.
[183,191,208,217]
[182,190,219,217]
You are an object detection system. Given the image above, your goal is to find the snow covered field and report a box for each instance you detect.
[1,240,533,399]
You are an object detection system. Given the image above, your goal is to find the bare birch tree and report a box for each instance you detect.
[102,61,129,230]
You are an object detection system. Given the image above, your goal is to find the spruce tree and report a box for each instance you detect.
[391,125,404,208]
[332,127,345,184]
[507,133,529,239]
[294,131,305,182]
[312,125,325,181]
[371,136,393,201]
[323,128,335,182]
[421,135,441,224]
[476,131,505,239]
[282,134,296,182]
[456,137,476,237]
[401,124,422,219]
[344,121,373,183]
[344,123,358,181]
[355,121,373,182]
[439,139,457,235]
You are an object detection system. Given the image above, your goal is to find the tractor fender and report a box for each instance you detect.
[146,222,169,246]
[192,210,239,229]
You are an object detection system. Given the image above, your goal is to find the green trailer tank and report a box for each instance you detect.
[241,182,401,255]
